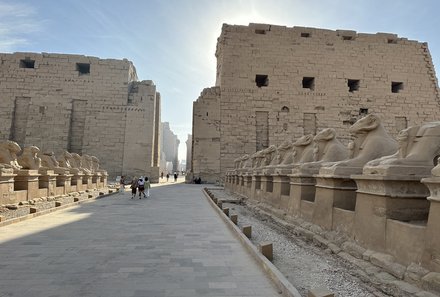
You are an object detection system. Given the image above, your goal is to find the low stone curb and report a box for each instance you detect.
[0,189,118,228]
[202,188,302,297]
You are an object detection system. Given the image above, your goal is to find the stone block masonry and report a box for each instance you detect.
[0,53,161,181]
[191,23,440,183]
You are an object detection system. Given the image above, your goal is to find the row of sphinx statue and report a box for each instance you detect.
[230,114,440,177]
[0,140,106,175]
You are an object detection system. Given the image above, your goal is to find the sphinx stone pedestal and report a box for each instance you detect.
[260,175,274,204]
[421,176,440,272]
[38,169,58,197]
[352,174,430,252]
[224,172,231,189]
[242,174,252,198]
[251,175,263,201]
[70,173,83,192]
[82,173,93,190]
[237,175,245,195]
[100,172,108,188]
[0,168,17,204]
[55,173,72,195]
[14,169,41,200]
[272,175,290,210]
[312,167,359,230]
[231,174,239,193]
[92,173,100,188]
[288,174,316,219]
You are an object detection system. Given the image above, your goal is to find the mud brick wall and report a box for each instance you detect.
[192,23,440,182]
[0,53,160,180]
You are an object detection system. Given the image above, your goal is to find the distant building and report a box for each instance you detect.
[0,52,161,181]
[186,134,192,172]
[179,160,186,173]
[191,23,440,183]
[161,122,180,172]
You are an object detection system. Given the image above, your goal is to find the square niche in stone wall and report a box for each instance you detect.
[76,63,90,75]
[19,59,35,68]
[255,75,269,87]
[391,81,403,93]
[302,77,315,90]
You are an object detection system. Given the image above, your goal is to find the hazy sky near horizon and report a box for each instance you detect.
[1,0,440,160]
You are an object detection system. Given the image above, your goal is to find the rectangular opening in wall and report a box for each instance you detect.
[395,116,408,132]
[302,77,315,90]
[255,74,269,87]
[391,81,403,93]
[255,177,261,190]
[68,99,87,154]
[359,108,368,116]
[342,36,354,41]
[11,97,31,147]
[255,111,269,151]
[255,29,266,35]
[281,182,290,196]
[76,63,90,75]
[388,38,397,44]
[348,79,360,92]
[301,32,310,38]
[19,59,35,68]
[266,178,273,193]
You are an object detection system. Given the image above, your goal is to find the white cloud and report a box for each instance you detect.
[0,2,42,51]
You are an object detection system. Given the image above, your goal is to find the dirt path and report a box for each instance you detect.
[224,201,389,297]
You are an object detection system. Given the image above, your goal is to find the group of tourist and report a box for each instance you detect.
[160,171,179,182]
[119,176,151,199]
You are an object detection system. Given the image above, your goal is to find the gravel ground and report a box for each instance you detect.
[222,201,391,297]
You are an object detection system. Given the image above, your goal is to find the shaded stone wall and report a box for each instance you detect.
[193,23,440,182]
[122,81,160,182]
[192,87,221,183]
[186,134,192,172]
[0,52,160,180]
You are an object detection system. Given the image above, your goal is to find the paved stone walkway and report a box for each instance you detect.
[0,182,281,297]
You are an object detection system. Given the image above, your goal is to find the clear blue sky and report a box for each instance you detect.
[1,0,440,161]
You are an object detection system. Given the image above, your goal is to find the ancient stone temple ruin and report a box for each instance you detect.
[191,23,440,183]
[0,52,161,181]
[225,115,440,291]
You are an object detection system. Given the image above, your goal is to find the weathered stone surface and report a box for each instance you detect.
[422,272,440,293]
[362,249,375,261]
[390,280,420,294]
[405,263,430,286]
[341,241,366,259]
[416,290,439,297]
[370,252,407,279]
[308,288,334,297]
[0,53,160,180]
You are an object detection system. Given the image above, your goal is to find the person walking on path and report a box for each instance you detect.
[160,172,164,181]
[145,177,151,198]
[130,177,138,199]
[173,172,178,182]
[119,176,125,194]
[137,176,146,199]
[166,173,169,182]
